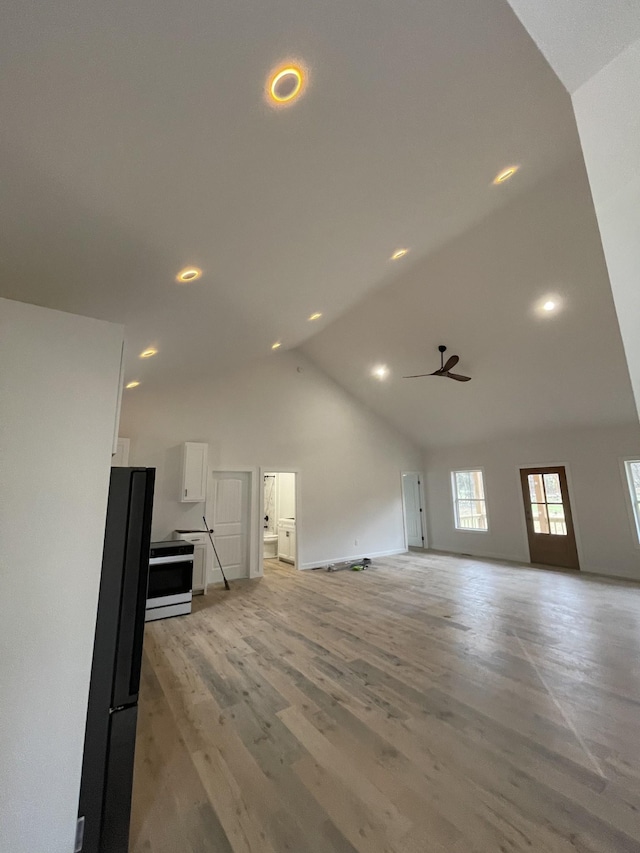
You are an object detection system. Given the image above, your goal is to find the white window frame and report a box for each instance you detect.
[451,468,489,533]
[621,458,640,547]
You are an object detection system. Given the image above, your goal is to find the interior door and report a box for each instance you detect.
[210,472,250,579]
[519,466,579,569]
[402,472,425,548]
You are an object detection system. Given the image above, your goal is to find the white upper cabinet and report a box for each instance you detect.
[112,437,130,466]
[112,342,125,455]
[181,442,209,502]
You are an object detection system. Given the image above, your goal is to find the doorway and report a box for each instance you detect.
[207,471,252,581]
[262,471,297,571]
[402,472,426,549]
[519,466,580,569]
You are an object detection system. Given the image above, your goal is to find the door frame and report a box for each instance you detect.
[259,467,301,572]
[619,456,640,550]
[516,461,583,569]
[401,471,428,550]
[206,468,260,579]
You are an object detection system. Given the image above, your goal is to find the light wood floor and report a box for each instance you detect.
[264,557,295,572]
[130,551,640,853]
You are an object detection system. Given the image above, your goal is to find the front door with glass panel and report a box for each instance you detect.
[519,466,579,569]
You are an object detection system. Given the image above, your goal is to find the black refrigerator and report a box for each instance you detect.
[77,466,155,853]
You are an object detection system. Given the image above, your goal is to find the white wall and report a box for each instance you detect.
[573,38,640,420]
[120,351,422,569]
[425,423,640,580]
[0,299,124,853]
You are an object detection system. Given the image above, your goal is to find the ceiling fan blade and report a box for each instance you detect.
[442,355,459,372]
[402,373,433,379]
[446,372,472,382]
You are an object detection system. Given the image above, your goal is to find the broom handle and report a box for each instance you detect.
[202,515,230,590]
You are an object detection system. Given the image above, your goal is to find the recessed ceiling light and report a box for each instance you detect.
[176,267,202,283]
[493,166,519,185]
[271,342,282,350]
[391,248,409,260]
[535,295,562,316]
[125,381,140,389]
[372,365,389,380]
[308,312,322,321]
[139,348,157,359]
[266,63,307,106]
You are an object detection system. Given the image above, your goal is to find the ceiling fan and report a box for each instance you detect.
[403,345,471,382]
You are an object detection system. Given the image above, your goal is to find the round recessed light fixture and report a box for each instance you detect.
[125,381,140,389]
[372,365,389,380]
[308,312,322,321]
[266,63,307,106]
[271,341,282,350]
[493,166,519,185]
[176,267,202,283]
[140,348,157,359]
[391,248,409,261]
[535,295,562,317]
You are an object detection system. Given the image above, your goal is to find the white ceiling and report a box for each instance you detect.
[1,0,635,449]
[302,159,638,448]
[0,0,580,389]
[505,0,640,92]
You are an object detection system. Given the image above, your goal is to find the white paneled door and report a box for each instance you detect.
[402,472,426,548]
[209,472,251,580]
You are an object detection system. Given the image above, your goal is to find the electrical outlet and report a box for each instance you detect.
[354,538,359,546]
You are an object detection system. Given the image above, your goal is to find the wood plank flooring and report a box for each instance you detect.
[130,551,640,853]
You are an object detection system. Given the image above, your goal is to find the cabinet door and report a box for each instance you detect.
[112,342,125,455]
[112,437,130,467]
[191,544,206,593]
[278,528,294,562]
[289,530,296,564]
[278,528,288,560]
[181,442,208,502]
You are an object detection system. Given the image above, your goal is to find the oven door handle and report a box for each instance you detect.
[149,555,194,565]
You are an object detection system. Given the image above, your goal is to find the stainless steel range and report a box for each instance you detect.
[146,540,194,622]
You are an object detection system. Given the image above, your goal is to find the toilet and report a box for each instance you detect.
[263,533,278,559]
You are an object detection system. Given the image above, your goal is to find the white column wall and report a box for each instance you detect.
[0,299,124,853]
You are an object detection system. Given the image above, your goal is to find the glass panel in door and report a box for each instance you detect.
[547,504,567,535]
[543,473,562,503]
[531,503,549,534]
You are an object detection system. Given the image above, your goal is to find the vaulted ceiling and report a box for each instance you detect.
[302,160,637,447]
[0,0,636,447]
[505,0,640,92]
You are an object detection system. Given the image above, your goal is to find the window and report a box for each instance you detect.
[452,470,488,531]
[624,460,640,542]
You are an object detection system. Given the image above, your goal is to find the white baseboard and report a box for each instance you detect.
[579,567,640,583]
[427,546,527,564]
[426,549,640,582]
[300,548,406,571]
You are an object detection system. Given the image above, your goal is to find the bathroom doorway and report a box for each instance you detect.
[261,470,298,572]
